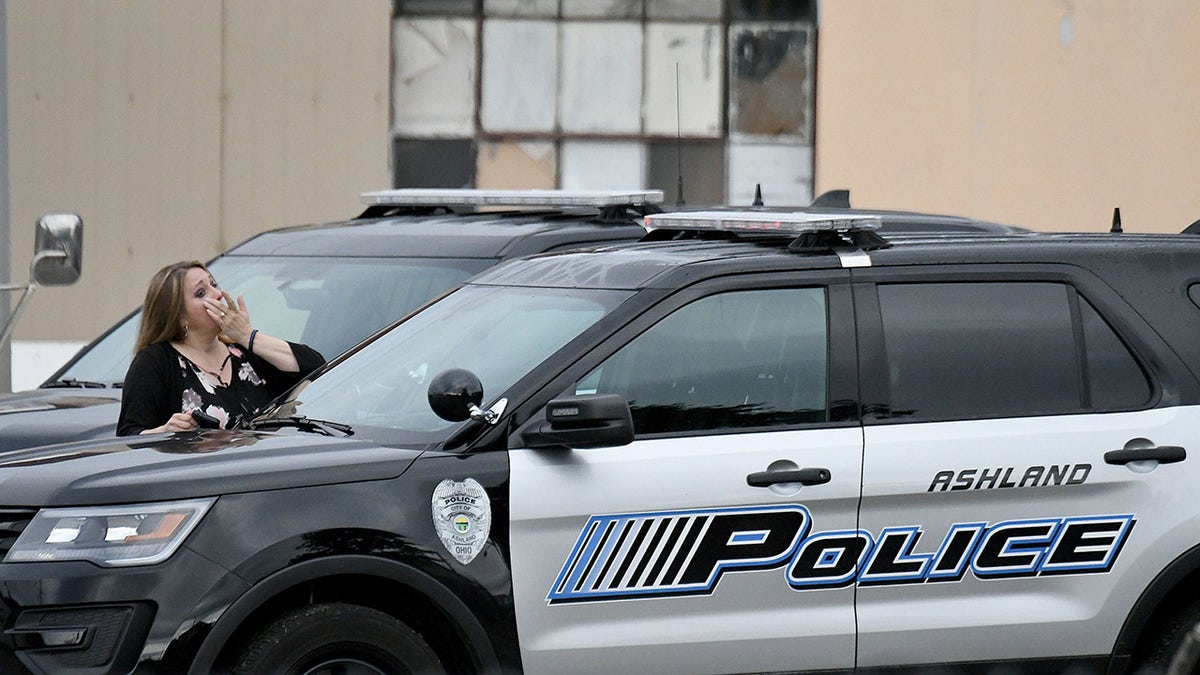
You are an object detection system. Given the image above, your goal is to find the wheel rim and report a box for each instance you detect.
[299,657,390,675]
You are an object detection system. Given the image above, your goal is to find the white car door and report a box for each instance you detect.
[853,274,1197,670]
[509,278,864,674]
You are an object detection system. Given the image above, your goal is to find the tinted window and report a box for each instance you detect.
[579,288,828,435]
[1079,298,1152,408]
[877,282,1149,421]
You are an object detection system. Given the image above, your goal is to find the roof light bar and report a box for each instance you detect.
[361,189,664,208]
[644,211,883,234]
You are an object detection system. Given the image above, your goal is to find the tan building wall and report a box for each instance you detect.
[6,0,391,344]
[816,1,1200,233]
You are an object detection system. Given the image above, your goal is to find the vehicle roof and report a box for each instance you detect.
[470,231,1200,291]
[227,208,650,259]
[223,203,1026,260]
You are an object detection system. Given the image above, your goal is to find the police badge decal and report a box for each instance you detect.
[432,478,492,564]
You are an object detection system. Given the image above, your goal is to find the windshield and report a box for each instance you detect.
[264,284,633,443]
[53,256,491,385]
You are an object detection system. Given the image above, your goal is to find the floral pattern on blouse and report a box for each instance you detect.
[175,345,268,429]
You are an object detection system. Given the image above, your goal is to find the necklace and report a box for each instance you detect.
[196,352,233,387]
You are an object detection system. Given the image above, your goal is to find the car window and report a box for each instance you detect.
[54,256,489,385]
[876,282,1150,421]
[577,287,828,435]
[277,284,634,439]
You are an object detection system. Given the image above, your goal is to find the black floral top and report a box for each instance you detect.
[117,340,324,435]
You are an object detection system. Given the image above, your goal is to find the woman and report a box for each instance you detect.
[117,260,324,435]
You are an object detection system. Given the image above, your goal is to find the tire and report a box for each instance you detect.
[1131,598,1200,675]
[231,603,445,675]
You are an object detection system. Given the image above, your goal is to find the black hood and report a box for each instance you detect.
[0,429,423,506]
[0,388,122,452]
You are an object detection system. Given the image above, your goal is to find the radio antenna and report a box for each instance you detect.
[675,62,685,206]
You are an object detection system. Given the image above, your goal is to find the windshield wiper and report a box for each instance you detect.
[43,378,110,389]
[245,415,354,437]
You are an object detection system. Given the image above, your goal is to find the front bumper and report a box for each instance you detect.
[0,546,247,675]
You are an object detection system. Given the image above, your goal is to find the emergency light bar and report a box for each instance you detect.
[361,189,664,208]
[644,211,883,234]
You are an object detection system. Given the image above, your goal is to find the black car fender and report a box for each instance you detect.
[187,554,506,675]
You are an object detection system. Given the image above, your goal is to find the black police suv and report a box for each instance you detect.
[0,189,660,451]
[2,209,1199,674]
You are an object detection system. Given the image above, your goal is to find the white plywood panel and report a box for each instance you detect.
[560,140,647,190]
[393,18,477,136]
[727,142,813,206]
[560,22,643,134]
[481,20,558,133]
[645,23,723,137]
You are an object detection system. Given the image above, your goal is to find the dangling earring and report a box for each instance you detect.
[183,323,189,339]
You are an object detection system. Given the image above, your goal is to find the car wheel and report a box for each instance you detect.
[1131,598,1200,675]
[231,603,445,675]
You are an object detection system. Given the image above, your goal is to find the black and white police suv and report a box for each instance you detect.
[6,211,1191,675]
[0,189,661,451]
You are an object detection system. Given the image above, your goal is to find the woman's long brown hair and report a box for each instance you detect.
[135,261,208,353]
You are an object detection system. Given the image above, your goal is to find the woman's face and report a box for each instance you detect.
[180,266,221,335]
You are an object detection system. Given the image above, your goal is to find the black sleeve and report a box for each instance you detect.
[117,343,177,436]
[247,341,326,400]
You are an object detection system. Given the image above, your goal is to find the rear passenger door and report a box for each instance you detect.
[853,265,1196,670]
[508,272,862,674]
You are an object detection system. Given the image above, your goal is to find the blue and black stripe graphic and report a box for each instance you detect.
[547,505,811,604]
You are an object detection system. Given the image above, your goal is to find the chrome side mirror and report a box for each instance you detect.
[31,212,83,286]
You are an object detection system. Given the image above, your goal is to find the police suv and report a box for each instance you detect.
[3,211,1191,674]
[0,189,660,451]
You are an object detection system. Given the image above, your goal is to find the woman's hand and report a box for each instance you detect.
[206,291,252,345]
[141,411,198,434]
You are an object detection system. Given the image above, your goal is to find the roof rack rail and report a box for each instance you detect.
[644,210,890,252]
[360,189,664,208]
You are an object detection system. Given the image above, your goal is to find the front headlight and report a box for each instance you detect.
[4,498,215,567]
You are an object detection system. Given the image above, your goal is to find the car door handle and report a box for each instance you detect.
[1104,445,1186,465]
[746,467,831,488]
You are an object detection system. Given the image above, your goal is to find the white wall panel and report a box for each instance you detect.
[645,23,723,137]
[393,19,477,136]
[560,22,643,134]
[727,142,812,206]
[482,20,559,132]
[561,140,647,190]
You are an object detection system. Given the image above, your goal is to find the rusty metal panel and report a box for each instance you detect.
[728,23,814,142]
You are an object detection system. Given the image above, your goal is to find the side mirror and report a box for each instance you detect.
[31,212,83,286]
[427,368,507,424]
[520,394,634,449]
[427,368,483,422]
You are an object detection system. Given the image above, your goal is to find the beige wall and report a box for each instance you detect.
[7,0,390,343]
[816,1,1200,233]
